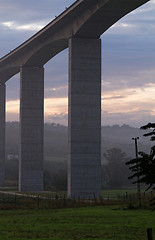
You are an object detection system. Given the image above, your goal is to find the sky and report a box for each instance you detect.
[0,0,155,127]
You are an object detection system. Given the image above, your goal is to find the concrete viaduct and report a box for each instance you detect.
[0,0,150,198]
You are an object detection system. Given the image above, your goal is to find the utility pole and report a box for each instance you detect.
[132,137,142,207]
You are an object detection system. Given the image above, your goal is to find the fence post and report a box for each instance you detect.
[147,228,153,240]
[37,195,40,208]
[15,194,17,208]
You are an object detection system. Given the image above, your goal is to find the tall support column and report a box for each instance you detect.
[0,83,5,187]
[19,66,44,191]
[68,38,101,199]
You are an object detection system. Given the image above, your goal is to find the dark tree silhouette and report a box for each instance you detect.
[126,150,155,190]
[126,123,155,204]
[140,122,155,141]
[103,148,130,189]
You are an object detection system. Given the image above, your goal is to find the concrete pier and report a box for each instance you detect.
[19,67,44,191]
[68,38,101,199]
[0,83,5,187]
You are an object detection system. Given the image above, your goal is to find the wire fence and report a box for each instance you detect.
[0,191,154,210]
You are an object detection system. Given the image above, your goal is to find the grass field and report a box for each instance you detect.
[0,206,154,240]
[102,189,154,199]
[102,189,138,198]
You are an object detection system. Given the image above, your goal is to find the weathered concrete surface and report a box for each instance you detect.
[0,83,5,187]
[0,0,150,83]
[68,38,101,199]
[19,67,44,191]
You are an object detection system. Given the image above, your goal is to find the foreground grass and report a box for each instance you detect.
[0,206,154,240]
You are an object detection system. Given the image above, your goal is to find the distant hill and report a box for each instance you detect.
[101,124,151,160]
[6,122,151,163]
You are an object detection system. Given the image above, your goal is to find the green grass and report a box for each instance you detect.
[102,189,137,198]
[0,206,154,240]
[102,189,154,198]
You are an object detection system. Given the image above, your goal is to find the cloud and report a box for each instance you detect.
[45,85,68,99]
[0,0,74,56]
[47,112,68,120]
[0,0,74,24]
[44,97,68,124]
[106,1,155,35]
[6,98,19,122]
[1,21,45,31]
[2,0,155,127]
[46,112,68,125]
[101,82,155,127]
[102,109,155,127]
[6,75,20,101]
[102,96,126,100]
[101,67,155,96]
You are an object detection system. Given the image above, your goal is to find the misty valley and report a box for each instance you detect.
[5,122,151,191]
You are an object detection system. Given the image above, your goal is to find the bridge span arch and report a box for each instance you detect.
[0,0,150,197]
